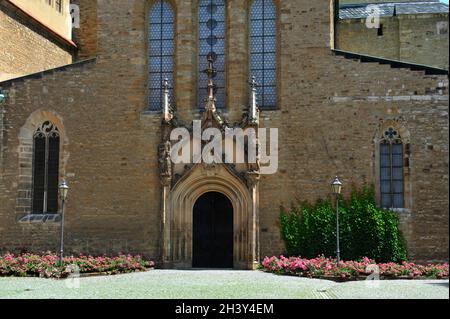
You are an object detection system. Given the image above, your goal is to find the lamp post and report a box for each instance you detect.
[59,181,69,266]
[331,177,342,266]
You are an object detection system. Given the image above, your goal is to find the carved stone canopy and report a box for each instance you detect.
[158,56,262,190]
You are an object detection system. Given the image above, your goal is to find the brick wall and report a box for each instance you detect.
[0,2,73,81]
[337,13,449,69]
[0,0,448,263]
[70,0,97,60]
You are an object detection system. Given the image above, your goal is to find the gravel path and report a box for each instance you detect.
[0,270,448,299]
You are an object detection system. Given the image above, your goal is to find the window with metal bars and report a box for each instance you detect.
[250,0,277,109]
[198,0,226,108]
[32,121,60,214]
[148,1,174,111]
[380,128,404,209]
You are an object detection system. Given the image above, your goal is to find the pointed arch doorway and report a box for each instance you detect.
[193,192,234,268]
[161,164,259,270]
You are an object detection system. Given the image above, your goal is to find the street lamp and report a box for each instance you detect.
[59,181,69,266]
[331,177,342,266]
[0,92,6,104]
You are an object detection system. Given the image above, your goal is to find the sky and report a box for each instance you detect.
[441,0,449,4]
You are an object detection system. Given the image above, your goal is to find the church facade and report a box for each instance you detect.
[0,0,448,268]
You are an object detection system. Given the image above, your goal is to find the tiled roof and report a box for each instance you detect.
[339,1,449,19]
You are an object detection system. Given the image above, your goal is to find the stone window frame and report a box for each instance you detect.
[16,110,68,224]
[144,0,178,114]
[373,119,412,213]
[248,0,279,110]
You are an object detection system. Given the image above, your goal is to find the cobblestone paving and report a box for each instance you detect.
[0,270,448,299]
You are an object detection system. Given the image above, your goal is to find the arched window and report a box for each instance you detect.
[250,0,277,109]
[32,121,60,214]
[198,0,226,108]
[380,128,404,208]
[148,1,174,111]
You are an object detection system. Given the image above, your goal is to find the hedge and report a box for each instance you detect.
[280,186,408,262]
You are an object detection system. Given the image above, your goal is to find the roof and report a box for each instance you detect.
[339,1,449,19]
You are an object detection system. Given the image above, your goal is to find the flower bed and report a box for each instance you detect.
[260,256,449,280]
[0,253,155,279]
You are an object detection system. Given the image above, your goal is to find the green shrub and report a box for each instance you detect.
[280,186,408,263]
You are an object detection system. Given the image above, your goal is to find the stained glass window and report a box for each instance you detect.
[380,128,404,208]
[250,0,277,109]
[199,0,226,108]
[148,1,174,111]
[32,122,60,214]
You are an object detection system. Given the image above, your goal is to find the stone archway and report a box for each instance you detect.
[161,164,259,270]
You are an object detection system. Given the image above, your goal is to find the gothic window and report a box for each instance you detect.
[198,0,226,108]
[380,128,404,209]
[250,0,277,109]
[32,121,60,214]
[148,1,174,111]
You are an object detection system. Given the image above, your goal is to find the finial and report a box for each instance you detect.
[249,75,259,123]
[203,53,218,101]
[250,76,258,91]
[162,78,171,122]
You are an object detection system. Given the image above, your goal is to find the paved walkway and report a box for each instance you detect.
[0,270,448,299]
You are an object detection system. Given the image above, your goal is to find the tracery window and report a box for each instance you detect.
[250,0,277,109]
[380,128,404,208]
[148,1,174,111]
[198,0,226,108]
[32,121,60,214]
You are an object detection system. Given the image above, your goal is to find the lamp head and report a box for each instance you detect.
[331,176,342,195]
[59,180,69,201]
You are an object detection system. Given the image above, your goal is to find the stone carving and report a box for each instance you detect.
[245,170,260,189]
[159,140,172,186]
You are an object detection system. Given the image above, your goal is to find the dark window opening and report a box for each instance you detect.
[377,24,384,36]
[55,0,63,13]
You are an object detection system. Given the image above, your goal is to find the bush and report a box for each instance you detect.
[261,256,449,280]
[280,186,408,263]
[0,252,155,278]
